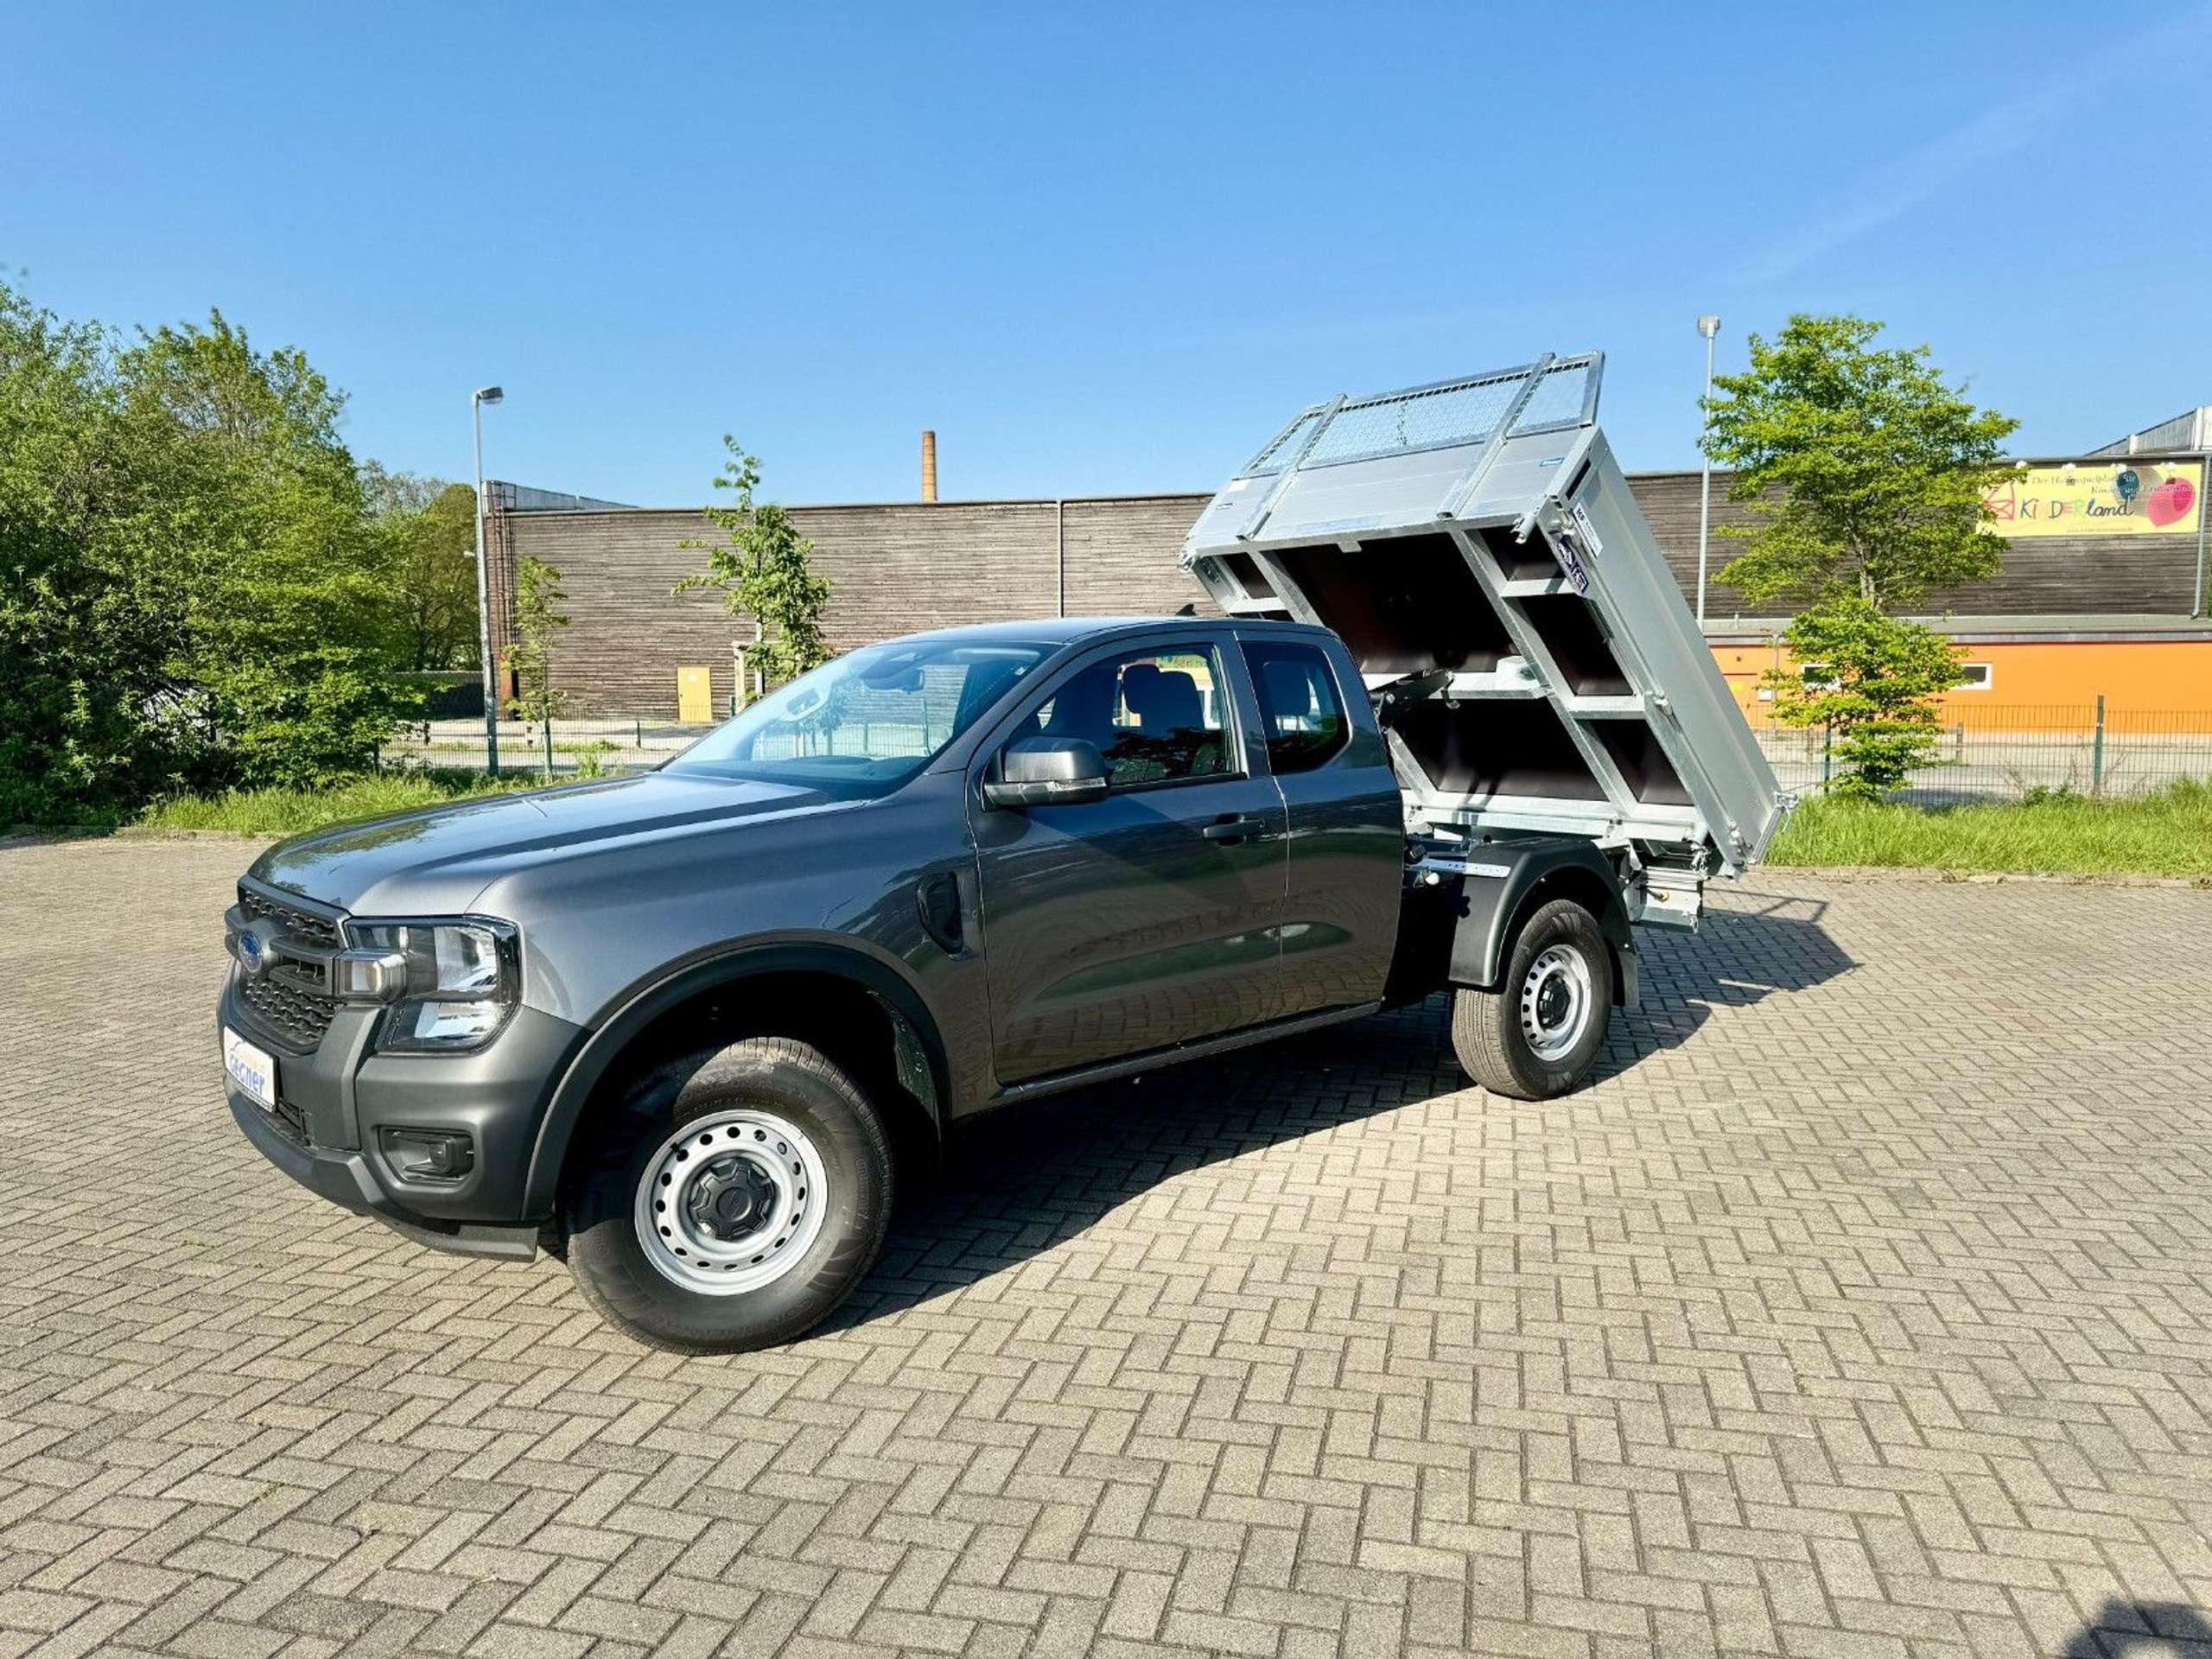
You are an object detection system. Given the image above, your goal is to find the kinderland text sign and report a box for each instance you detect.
[1981,461,2202,537]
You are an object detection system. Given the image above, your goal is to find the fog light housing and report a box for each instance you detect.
[378,1127,475,1183]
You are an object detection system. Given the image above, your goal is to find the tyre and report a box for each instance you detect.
[564,1037,894,1353]
[1450,898,1613,1101]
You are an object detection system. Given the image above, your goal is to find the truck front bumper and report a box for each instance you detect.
[218,978,588,1261]
[226,1089,540,1259]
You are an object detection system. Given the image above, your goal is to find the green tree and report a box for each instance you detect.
[1705,314,2018,610]
[505,556,569,779]
[1764,598,1972,800]
[1702,315,2018,798]
[0,277,418,823]
[117,309,418,788]
[0,285,174,821]
[363,467,480,671]
[674,436,830,696]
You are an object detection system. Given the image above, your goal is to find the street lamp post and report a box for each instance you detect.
[472,385,504,777]
[1694,316,1719,626]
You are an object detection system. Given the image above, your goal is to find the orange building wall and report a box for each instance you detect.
[1710,638,2212,730]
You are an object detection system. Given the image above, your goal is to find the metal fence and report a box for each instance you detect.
[388,704,2212,804]
[382,716,713,776]
[1746,701,2212,805]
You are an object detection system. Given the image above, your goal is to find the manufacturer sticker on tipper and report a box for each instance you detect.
[1570,501,1604,558]
[1552,537,1591,596]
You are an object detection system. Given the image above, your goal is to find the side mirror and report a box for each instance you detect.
[982,734,1109,810]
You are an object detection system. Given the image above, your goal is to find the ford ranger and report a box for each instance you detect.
[218,353,1783,1351]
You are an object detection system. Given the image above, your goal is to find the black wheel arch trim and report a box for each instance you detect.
[521,938,951,1219]
[1445,836,1636,1006]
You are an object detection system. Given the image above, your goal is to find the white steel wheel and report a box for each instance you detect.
[568,1037,894,1354]
[1450,899,1613,1101]
[632,1108,829,1295]
[1517,944,1593,1062]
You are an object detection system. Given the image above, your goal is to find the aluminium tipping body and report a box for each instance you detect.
[1182,353,1785,877]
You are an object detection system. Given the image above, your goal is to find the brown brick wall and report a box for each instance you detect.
[510,471,2206,715]
[512,496,1223,716]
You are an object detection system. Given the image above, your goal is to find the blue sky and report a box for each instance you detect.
[7,3,2209,505]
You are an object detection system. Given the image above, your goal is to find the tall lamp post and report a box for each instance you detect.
[1694,316,1720,625]
[472,385,504,777]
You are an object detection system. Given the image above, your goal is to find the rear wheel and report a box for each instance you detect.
[564,1037,893,1352]
[1451,898,1612,1100]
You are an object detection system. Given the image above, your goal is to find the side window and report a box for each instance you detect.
[1030,645,1233,789]
[1241,641,1348,774]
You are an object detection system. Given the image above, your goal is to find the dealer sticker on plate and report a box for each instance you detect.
[223,1026,276,1112]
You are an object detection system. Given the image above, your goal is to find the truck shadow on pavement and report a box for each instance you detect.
[1598,889,1857,1073]
[830,891,1854,1330]
[2056,1600,2212,1656]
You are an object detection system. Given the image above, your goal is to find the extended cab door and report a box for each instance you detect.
[968,634,1287,1085]
[1236,631,1406,1019]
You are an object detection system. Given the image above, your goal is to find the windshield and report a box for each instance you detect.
[665,637,1055,796]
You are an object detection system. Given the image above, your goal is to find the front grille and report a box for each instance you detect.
[238,971,340,1050]
[238,884,342,947]
[232,881,346,1051]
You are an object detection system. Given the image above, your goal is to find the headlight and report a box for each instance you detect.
[344,918,520,1052]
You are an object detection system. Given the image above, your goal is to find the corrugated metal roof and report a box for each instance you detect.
[486,480,638,512]
[2088,409,2211,457]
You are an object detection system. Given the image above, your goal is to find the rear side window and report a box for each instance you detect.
[1242,641,1349,774]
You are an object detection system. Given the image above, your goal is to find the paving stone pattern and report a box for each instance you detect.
[2,838,2209,1657]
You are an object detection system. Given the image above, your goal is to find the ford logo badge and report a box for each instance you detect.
[234,923,275,979]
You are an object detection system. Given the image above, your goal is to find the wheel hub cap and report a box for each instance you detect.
[1536,978,1569,1027]
[1519,944,1593,1062]
[692,1157,779,1238]
[633,1109,829,1295]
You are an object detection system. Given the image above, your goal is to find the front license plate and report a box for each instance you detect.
[223,1026,276,1111]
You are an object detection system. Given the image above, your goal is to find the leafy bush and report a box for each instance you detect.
[1,279,423,824]
[566,741,613,779]
[1763,596,1969,800]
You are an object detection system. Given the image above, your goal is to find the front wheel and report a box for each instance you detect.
[564,1037,894,1352]
[1451,898,1613,1100]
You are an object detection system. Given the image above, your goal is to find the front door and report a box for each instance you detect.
[970,639,1287,1084]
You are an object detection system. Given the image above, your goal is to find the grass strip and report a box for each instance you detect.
[134,769,549,837]
[1766,781,2212,880]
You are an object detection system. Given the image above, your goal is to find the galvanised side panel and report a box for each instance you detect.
[1551,433,1786,866]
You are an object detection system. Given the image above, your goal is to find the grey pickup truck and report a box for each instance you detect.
[219,353,1784,1351]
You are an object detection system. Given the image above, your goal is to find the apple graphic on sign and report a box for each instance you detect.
[2147,474,2196,528]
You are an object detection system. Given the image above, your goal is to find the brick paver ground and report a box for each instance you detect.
[2,836,2209,1659]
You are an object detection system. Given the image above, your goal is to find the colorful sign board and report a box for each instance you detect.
[1980,460,2202,537]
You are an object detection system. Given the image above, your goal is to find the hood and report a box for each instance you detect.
[250,770,849,916]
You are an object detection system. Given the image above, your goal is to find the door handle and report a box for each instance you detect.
[1201,815,1262,842]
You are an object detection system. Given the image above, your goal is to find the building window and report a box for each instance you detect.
[1956,662,1993,690]
[1799,664,1840,691]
